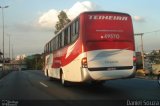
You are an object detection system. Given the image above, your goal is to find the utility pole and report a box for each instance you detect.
[0,5,9,71]
[12,44,14,60]
[134,33,145,70]
[8,34,11,60]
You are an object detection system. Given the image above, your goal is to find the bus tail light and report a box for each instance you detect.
[81,57,88,68]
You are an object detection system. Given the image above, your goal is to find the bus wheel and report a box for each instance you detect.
[46,70,50,78]
[158,75,160,86]
[60,71,69,86]
[46,70,48,77]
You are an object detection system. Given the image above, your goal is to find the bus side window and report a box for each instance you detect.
[55,36,58,49]
[61,31,64,47]
[73,22,76,36]
[47,43,49,53]
[76,20,79,34]
[47,44,49,53]
[68,26,71,44]
[58,33,62,48]
[48,42,50,53]
[71,23,75,42]
[64,29,68,46]
[53,38,55,51]
[51,39,53,52]
[46,44,48,53]
[71,20,79,43]
[50,41,52,52]
[49,42,52,53]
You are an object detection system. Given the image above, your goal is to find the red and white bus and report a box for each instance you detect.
[44,11,136,85]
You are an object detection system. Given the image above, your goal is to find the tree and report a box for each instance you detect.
[55,11,71,34]
[24,54,44,70]
[148,50,160,64]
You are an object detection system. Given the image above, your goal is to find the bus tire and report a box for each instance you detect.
[158,75,160,86]
[60,70,69,86]
[46,69,49,76]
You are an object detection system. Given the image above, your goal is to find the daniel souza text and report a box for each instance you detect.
[127,100,159,106]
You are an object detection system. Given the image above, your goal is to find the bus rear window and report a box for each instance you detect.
[85,13,134,42]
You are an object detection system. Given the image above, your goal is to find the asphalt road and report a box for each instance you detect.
[0,70,159,106]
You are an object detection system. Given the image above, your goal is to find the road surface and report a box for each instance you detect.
[0,70,159,106]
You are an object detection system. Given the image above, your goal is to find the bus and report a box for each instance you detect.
[44,11,136,86]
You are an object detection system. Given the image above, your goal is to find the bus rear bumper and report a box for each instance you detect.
[81,66,136,81]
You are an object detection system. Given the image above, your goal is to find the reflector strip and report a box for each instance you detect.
[88,66,133,71]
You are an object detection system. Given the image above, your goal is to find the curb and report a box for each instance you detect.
[136,76,158,80]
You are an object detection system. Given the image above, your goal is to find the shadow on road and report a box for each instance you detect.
[47,78,133,100]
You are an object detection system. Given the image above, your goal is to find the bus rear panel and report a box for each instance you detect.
[81,12,136,81]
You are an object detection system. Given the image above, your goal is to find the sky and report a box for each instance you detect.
[0,0,160,57]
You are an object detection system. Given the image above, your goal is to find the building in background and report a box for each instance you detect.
[11,54,27,71]
[147,50,160,75]
[15,54,26,61]
[24,54,44,70]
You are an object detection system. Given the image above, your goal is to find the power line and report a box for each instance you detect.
[135,29,160,36]
[143,29,160,34]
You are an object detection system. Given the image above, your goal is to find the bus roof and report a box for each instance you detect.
[80,11,130,16]
[55,11,130,35]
